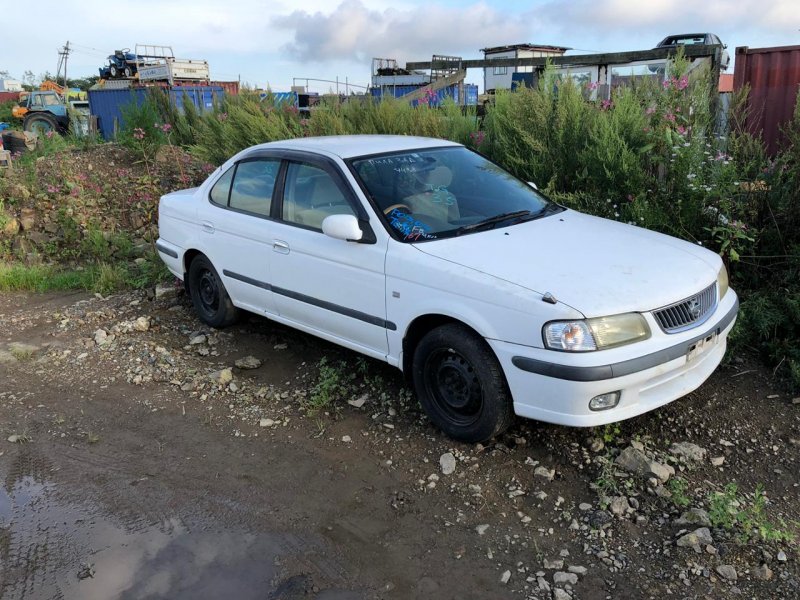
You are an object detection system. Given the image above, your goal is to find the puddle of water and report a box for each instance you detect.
[1,472,363,600]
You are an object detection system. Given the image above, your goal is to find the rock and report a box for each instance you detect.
[777,550,787,562]
[578,502,592,511]
[133,316,150,332]
[588,510,613,529]
[669,442,707,462]
[475,524,489,536]
[752,564,773,581]
[588,437,605,453]
[609,496,631,517]
[19,208,36,231]
[94,329,114,346]
[553,572,578,586]
[2,217,20,236]
[534,466,555,481]
[189,334,207,345]
[676,508,712,527]
[259,418,274,427]
[553,590,571,600]
[500,570,511,584]
[210,368,233,385]
[615,446,674,482]
[7,434,21,443]
[348,394,368,408]
[439,452,456,475]
[567,566,587,575]
[716,565,737,581]
[792,397,800,405]
[155,283,180,300]
[274,343,288,350]
[544,558,564,569]
[711,456,725,467]
[341,435,352,443]
[235,355,262,370]
[676,527,713,551]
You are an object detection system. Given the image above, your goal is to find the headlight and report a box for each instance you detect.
[718,265,729,299]
[543,313,650,351]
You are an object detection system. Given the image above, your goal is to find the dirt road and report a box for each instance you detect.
[0,289,797,599]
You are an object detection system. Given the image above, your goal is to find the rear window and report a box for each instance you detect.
[209,167,234,206]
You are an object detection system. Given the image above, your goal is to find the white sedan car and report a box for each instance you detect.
[157,135,738,442]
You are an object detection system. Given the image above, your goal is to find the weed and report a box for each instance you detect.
[87,432,100,444]
[708,483,797,543]
[305,358,356,415]
[667,477,692,507]
[9,345,35,361]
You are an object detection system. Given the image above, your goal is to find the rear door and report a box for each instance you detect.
[195,156,281,315]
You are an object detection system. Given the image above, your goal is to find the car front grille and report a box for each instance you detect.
[652,282,717,333]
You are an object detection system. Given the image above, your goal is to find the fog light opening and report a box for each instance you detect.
[589,391,621,411]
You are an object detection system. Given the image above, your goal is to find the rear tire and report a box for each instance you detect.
[412,323,514,443]
[23,113,58,136]
[188,255,239,328]
[123,66,132,78]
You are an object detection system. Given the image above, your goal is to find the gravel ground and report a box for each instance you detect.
[0,287,797,600]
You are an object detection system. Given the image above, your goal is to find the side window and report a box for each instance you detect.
[209,166,234,206]
[282,162,355,230]
[229,159,280,216]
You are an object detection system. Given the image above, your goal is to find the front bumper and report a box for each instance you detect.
[489,292,739,427]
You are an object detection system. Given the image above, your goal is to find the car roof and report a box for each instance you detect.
[253,135,462,159]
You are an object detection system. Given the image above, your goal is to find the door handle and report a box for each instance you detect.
[201,221,215,234]
[272,240,290,254]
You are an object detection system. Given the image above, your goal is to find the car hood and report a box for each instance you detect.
[413,210,721,318]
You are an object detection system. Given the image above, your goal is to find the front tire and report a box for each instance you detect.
[188,255,239,328]
[412,324,514,443]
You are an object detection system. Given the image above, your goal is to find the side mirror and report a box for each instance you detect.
[322,214,363,242]
[527,181,539,190]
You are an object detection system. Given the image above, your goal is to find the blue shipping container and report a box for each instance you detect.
[370,84,464,107]
[88,86,224,140]
[464,84,479,106]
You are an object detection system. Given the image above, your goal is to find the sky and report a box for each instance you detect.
[1,0,798,92]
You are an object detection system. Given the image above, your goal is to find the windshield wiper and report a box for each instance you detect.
[456,210,533,235]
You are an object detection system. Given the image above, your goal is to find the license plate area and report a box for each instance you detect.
[686,332,718,363]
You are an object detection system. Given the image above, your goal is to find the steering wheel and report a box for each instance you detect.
[383,203,411,215]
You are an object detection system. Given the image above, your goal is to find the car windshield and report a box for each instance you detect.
[350,146,557,241]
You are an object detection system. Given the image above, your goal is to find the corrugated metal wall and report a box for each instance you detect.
[0,91,21,103]
[88,86,223,140]
[733,45,800,155]
[370,83,478,106]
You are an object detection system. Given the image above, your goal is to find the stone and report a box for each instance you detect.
[578,502,593,511]
[752,564,773,581]
[676,527,713,551]
[711,456,725,467]
[235,355,262,370]
[544,558,564,569]
[341,435,352,443]
[588,510,613,529]
[211,368,233,385]
[588,437,605,453]
[609,496,631,517]
[500,570,511,584]
[553,590,571,600]
[259,418,275,427]
[777,550,787,562]
[133,316,150,332]
[439,452,456,475]
[155,283,180,300]
[94,329,114,346]
[567,566,587,575]
[2,217,20,236]
[19,208,36,231]
[716,565,737,581]
[676,508,712,527]
[615,446,674,482]
[189,334,207,345]
[553,572,578,586]
[669,442,707,462]
[475,524,489,536]
[348,394,368,408]
[534,466,555,481]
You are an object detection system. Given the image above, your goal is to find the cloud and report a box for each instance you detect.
[273,0,530,63]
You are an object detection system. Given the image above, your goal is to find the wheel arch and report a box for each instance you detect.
[401,313,488,382]
[182,248,205,292]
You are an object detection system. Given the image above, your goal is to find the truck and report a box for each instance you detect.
[133,45,209,84]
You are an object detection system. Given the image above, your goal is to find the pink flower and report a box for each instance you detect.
[45,130,55,139]
[586,81,599,90]
[676,125,687,135]
[469,131,486,147]
[664,112,676,123]
[645,106,656,115]
[600,99,613,110]
[160,123,172,133]
[677,76,689,90]
[133,127,145,140]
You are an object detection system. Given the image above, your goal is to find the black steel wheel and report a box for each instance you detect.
[188,255,239,328]
[412,323,514,442]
